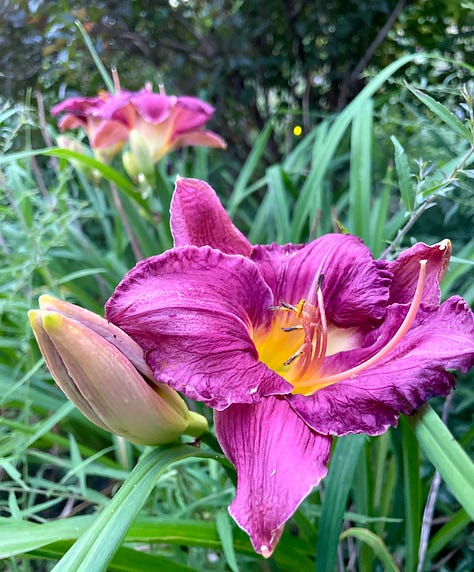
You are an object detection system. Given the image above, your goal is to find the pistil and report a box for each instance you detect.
[264,259,427,395]
[294,259,428,395]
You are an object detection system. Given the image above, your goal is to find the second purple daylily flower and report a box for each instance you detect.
[52,84,226,170]
[105,178,474,557]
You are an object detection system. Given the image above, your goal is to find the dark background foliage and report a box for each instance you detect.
[1,0,473,160]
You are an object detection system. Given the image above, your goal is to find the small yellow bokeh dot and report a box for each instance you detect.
[293,125,303,137]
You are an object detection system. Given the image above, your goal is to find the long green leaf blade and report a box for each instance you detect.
[0,514,313,570]
[216,510,240,572]
[349,98,373,243]
[400,417,421,572]
[315,434,366,572]
[391,135,415,212]
[405,404,474,520]
[51,445,224,572]
[227,121,273,215]
[33,544,199,572]
[75,20,115,93]
[0,148,148,211]
[426,508,470,562]
[340,527,399,572]
[405,84,472,141]
[293,52,430,241]
[266,164,291,243]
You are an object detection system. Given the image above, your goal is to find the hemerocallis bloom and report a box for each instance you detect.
[52,86,226,168]
[105,178,474,557]
[29,295,208,445]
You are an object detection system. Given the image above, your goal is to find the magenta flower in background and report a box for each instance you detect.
[52,86,226,167]
[52,93,130,161]
[105,178,474,557]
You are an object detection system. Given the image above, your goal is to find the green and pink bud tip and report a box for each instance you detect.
[28,295,208,445]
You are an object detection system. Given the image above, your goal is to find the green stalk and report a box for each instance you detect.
[400,417,421,572]
[315,434,366,572]
[75,20,115,93]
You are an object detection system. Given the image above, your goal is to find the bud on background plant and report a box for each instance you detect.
[28,296,208,445]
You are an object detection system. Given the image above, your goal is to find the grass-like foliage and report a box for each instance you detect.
[0,55,473,572]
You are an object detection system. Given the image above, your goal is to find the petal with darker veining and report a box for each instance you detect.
[290,297,474,435]
[171,178,252,255]
[251,234,393,328]
[214,396,331,557]
[106,246,290,409]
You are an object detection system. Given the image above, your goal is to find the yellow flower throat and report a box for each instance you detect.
[253,260,428,396]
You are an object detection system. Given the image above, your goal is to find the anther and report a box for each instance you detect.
[281,324,304,332]
[295,299,306,318]
[268,301,298,312]
[284,349,304,366]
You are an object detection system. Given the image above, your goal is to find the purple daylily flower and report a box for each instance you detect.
[52,87,226,165]
[105,177,474,557]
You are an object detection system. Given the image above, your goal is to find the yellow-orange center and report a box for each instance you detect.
[253,260,428,396]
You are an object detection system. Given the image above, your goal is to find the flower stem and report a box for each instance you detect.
[381,144,474,259]
[110,183,143,261]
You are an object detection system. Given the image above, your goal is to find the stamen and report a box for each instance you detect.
[112,68,121,93]
[274,286,327,376]
[295,259,428,394]
[310,285,328,370]
[293,279,328,378]
[295,299,306,317]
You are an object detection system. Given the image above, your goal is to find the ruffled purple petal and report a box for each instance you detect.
[171,130,227,150]
[171,178,252,256]
[387,240,451,306]
[105,246,291,409]
[173,96,215,133]
[290,296,474,435]
[251,234,393,327]
[57,114,87,131]
[51,95,104,117]
[88,92,136,128]
[129,92,176,123]
[214,396,331,557]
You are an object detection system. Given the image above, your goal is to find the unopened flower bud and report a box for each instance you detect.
[126,129,155,179]
[28,296,208,445]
